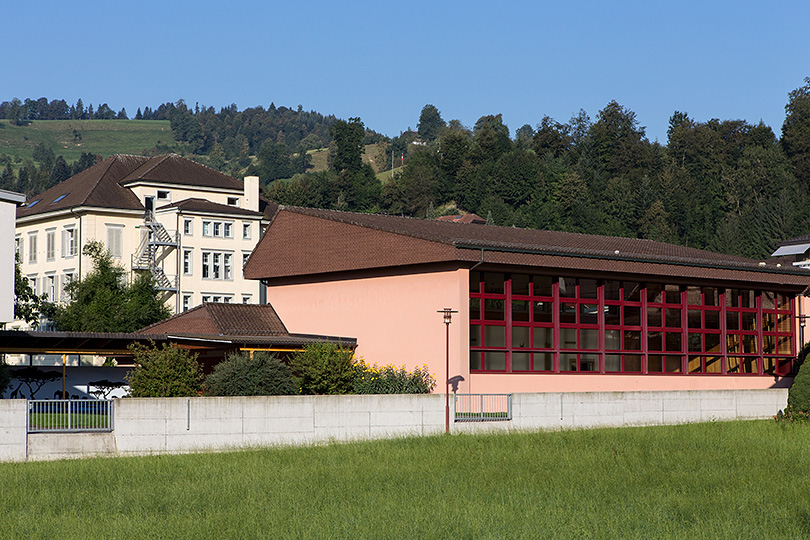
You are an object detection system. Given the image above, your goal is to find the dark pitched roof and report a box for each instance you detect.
[17,154,148,218]
[139,303,288,336]
[119,154,243,190]
[138,303,355,346]
[776,233,810,248]
[244,206,810,288]
[158,198,263,217]
[17,154,246,219]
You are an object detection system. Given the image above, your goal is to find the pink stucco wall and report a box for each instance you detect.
[265,268,474,393]
[266,267,799,394]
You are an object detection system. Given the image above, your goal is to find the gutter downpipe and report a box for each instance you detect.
[470,248,486,273]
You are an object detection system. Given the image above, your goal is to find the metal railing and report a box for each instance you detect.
[27,400,114,433]
[454,394,512,422]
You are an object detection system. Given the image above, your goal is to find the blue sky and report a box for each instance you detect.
[6,0,810,142]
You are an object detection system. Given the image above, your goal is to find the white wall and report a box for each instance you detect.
[6,389,788,462]
[0,189,25,323]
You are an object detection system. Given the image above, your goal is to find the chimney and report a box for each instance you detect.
[243,176,259,212]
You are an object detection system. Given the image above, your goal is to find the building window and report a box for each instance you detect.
[183,219,193,235]
[28,275,37,295]
[242,294,252,304]
[183,250,193,275]
[202,295,211,303]
[45,274,56,302]
[202,251,233,280]
[106,225,123,258]
[227,197,239,207]
[469,271,797,376]
[202,220,234,239]
[242,223,251,240]
[182,294,192,312]
[46,230,56,261]
[223,296,232,304]
[62,228,76,258]
[15,236,22,262]
[157,190,171,201]
[212,296,222,303]
[28,234,37,263]
[62,272,74,301]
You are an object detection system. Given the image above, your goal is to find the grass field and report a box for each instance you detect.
[0,119,177,163]
[2,420,808,539]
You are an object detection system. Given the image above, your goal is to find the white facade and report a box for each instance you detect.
[12,160,267,330]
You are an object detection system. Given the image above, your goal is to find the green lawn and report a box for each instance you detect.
[0,119,176,164]
[2,420,808,539]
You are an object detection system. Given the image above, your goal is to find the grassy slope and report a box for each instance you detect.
[0,120,175,163]
[2,420,809,539]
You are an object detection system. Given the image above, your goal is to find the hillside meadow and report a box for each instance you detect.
[2,420,808,539]
[0,120,175,163]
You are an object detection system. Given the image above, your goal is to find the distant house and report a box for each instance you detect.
[245,206,810,394]
[13,154,276,331]
[435,213,486,225]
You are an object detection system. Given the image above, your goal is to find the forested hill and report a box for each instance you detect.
[4,83,810,260]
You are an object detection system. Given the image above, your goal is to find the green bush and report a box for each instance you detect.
[289,343,356,395]
[353,360,436,394]
[787,350,810,412]
[125,342,203,397]
[204,351,296,396]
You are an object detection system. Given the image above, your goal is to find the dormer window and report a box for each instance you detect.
[157,190,171,201]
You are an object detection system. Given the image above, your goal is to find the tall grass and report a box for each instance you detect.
[2,421,809,539]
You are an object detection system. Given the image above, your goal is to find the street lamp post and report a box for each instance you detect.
[438,308,458,434]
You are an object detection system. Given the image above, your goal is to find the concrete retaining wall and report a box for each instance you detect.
[2,388,789,462]
[455,389,788,434]
[0,400,26,461]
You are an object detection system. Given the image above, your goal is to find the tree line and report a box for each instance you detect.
[6,82,810,259]
[267,82,810,260]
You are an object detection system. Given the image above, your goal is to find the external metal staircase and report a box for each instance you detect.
[131,211,178,293]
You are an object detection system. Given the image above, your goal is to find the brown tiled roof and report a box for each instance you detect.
[16,154,247,220]
[777,233,810,247]
[139,303,289,336]
[119,154,244,190]
[137,303,356,346]
[244,206,810,289]
[17,154,148,218]
[158,198,263,217]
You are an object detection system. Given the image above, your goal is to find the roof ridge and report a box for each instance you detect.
[136,303,207,333]
[82,155,128,206]
[131,154,172,181]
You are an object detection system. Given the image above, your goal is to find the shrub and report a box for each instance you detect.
[353,360,436,394]
[289,343,356,395]
[787,349,810,414]
[125,342,203,397]
[204,351,296,396]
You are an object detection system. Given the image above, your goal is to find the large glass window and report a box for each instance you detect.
[469,272,796,376]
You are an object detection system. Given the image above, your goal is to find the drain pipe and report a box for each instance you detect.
[469,247,486,273]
